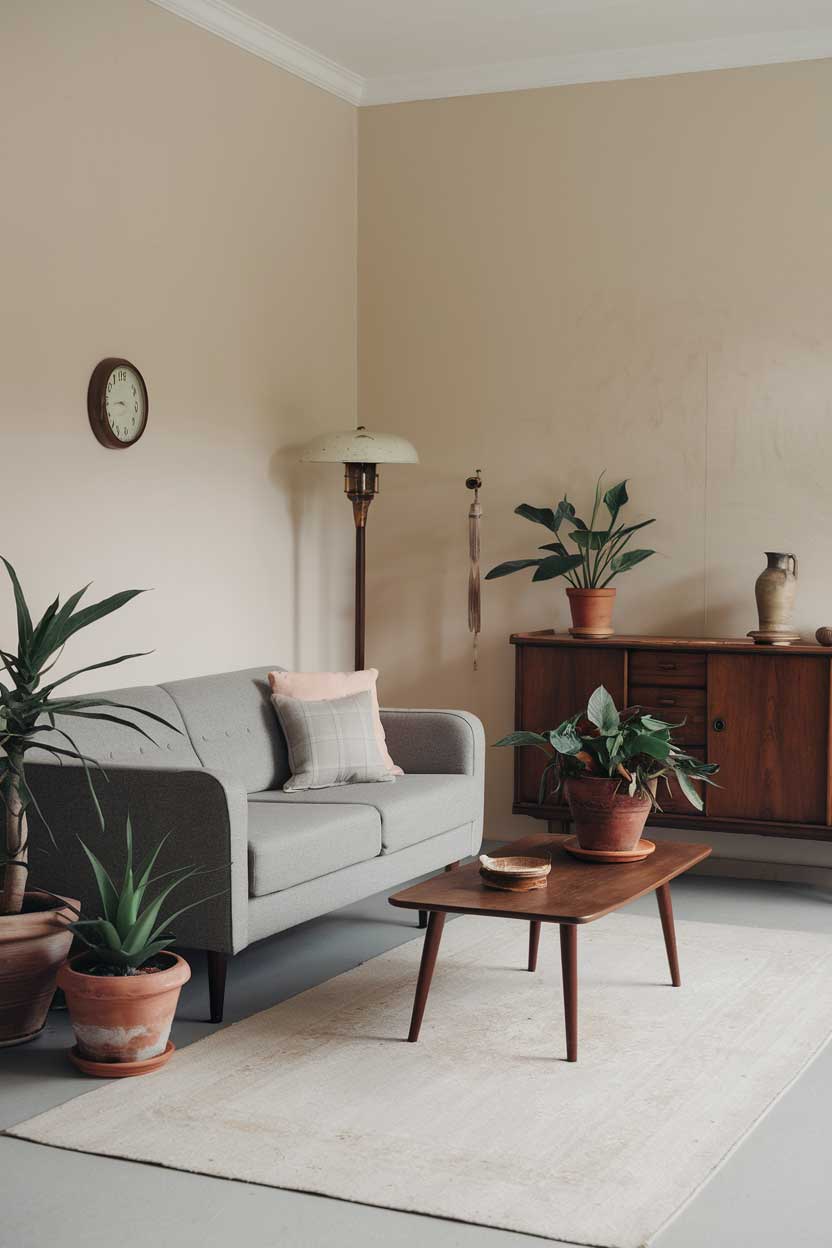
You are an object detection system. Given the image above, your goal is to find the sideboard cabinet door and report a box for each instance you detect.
[515,645,626,807]
[707,654,829,824]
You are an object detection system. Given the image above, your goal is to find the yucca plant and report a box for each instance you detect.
[70,817,221,973]
[0,558,178,917]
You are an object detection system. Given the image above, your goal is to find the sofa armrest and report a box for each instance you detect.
[380,709,485,778]
[25,762,249,955]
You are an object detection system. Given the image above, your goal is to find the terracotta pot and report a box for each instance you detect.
[59,951,190,1072]
[565,776,652,853]
[566,588,616,638]
[0,892,77,1047]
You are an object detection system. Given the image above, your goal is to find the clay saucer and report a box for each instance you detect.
[68,1039,175,1078]
[563,837,655,864]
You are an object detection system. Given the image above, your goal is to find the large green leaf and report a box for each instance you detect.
[587,685,619,734]
[514,504,560,532]
[603,479,629,524]
[40,652,149,696]
[531,553,583,582]
[77,839,119,923]
[673,768,704,811]
[56,588,145,647]
[548,725,584,755]
[494,730,549,750]
[2,560,33,652]
[569,529,609,551]
[484,559,541,580]
[630,732,671,761]
[610,548,655,574]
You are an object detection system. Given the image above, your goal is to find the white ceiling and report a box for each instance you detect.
[151,0,832,104]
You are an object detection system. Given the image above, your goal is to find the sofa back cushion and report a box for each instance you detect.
[162,666,289,792]
[31,685,200,769]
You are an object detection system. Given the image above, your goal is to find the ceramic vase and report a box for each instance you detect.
[754,552,798,638]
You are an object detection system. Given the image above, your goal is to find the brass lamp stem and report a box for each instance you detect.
[344,461,379,670]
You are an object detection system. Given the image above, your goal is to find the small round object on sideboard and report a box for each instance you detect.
[816,627,832,647]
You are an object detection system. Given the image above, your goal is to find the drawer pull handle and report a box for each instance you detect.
[712,717,727,732]
[657,662,677,671]
[657,697,676,706]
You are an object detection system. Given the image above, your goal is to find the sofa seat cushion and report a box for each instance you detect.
[248,774,481,854]
[247,801,381,897]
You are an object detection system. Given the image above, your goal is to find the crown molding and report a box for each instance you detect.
[361,27,832,105]
[147,3,832,108]
[147,0,365,104]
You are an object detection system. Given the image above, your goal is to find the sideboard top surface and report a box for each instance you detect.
[510,631,828,656]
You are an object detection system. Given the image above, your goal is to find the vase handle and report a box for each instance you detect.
[788,553,798,578]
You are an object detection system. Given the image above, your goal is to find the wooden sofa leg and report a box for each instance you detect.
[444,861,460,872]
[207,951,228,1024]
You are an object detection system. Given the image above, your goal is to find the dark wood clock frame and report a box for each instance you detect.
[87,357,148,449]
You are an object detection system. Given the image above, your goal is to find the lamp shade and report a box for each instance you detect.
[298,425,419,465]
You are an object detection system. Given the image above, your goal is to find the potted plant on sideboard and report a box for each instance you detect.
[0,558,176,1046]
[496,685,719,854]
[485,475,655,637]
[60,816,221,1076]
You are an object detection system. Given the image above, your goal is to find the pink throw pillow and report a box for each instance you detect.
[268,669,402,775]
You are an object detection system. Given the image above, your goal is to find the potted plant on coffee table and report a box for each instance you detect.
[0,558,177,1046]
[496,685,719,856]
[485,474,655,637]
[60,816,222,1076]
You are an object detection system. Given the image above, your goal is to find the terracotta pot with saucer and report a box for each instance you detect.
[564,776,654,860]
[59,951,190,1076]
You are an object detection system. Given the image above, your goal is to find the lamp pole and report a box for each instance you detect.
[298,424,418,674]
[344,460,379,670]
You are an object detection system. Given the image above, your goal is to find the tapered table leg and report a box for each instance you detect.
[656,883,681,987]
[418,910,427,928]
[407,911,446,1042]
[528,921,541,972]
[559,923,578,1062]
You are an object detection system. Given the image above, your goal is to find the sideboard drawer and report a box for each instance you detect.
[628,650,706,688]
[628,685,706,746]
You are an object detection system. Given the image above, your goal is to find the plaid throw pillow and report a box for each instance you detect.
[273,690,396,792]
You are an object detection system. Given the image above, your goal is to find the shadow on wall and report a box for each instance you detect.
[268,437,353,673]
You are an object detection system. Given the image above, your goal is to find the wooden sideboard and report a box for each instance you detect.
[511,632,832,843]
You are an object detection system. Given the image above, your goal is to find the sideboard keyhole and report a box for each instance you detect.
[712,718,726,733]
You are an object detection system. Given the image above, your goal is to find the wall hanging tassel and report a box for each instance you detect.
[466,470,483,670]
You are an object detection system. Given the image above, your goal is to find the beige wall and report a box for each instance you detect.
[358,60,832,840]
[0,0,358,690]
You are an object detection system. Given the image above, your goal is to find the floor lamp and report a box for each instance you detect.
[299,426,419,670]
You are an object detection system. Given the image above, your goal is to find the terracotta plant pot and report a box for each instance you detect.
[566,587,616,638]
[0,892,77,1048]
[565,776,652,853]
[58,951,190,1075]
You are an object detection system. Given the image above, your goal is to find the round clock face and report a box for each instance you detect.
[87,357,148,449]
[105,363,145,443]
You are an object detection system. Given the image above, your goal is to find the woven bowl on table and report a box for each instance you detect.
[478,854,551,892]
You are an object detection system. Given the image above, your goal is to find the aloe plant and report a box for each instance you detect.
[0,558,177,917]
[70,816,221,972]
[496,684,719,810]
[485,474,656,589]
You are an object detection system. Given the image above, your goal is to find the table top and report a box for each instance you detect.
[389,832,711,924]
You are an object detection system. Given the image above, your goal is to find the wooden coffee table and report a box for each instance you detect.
[389,832,711,1061]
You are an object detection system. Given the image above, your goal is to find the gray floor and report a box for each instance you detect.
[3,860,832,1248]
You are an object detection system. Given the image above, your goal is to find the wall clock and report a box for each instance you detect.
[87,358,148,449]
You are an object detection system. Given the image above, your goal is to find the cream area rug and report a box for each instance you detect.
[9,913,832,1248]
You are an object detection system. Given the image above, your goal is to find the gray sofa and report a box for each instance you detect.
[27,666,485,1021]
